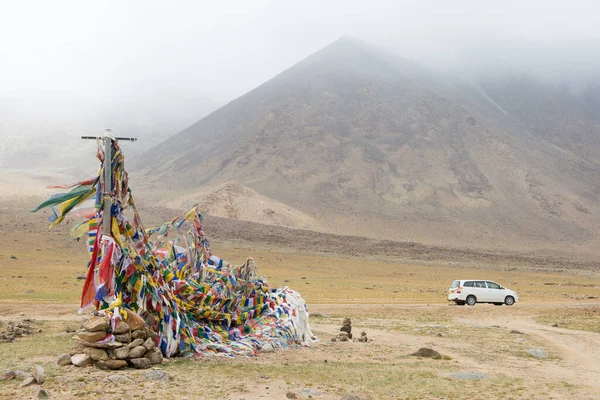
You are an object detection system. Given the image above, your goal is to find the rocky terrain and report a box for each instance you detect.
[133,37,600,255]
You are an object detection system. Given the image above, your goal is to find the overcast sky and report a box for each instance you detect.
[1,0,599,121]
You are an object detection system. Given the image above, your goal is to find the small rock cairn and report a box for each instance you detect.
[0,319,39,342]
[58,310,163,370]
[330,318,368,343]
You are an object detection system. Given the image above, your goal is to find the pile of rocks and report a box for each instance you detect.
[330,318,369,343]
[58,310,163,370]
[340,318,352,339]
[0,319,40,343]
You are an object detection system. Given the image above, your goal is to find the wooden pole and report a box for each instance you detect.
[81,129,137,238]
[103,135,113,237]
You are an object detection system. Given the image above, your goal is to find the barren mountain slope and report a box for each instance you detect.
[134,38,600,254]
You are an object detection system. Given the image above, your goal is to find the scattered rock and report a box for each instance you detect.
[143,370,169,381]
[301,388,322,397]
[38,389,49,399]
[129,358,151,369]
[107,374,133,384]
[551,323,559,328]
[145,348,164,365]
[82,316,109,332]
[286,391,298,399]
[26,290,36,294]
[19,376,36,387]
[527,349,549,359]
[124,310,147,331]
[84,347,109,361]
[10,255,17,260]
[76,275,86,280]
[129,346,146,359]
[411,348,442,359]
[309,312,329,318]
[96,360,128,370]
[448,372,488,380]
[515,338,528,343]
[71,353,94,367]
[510,330,524,335]
[261,343,275,353]
[1,370,16,381]
[31,365,45,384]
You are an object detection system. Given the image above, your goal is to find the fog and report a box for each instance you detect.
[1,0,599,172]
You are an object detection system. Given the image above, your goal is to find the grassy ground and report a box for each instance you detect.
[2,228,600,399]
[4,231,599,305]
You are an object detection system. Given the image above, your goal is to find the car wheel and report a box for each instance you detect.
[505,296,515,306]
[466,295,477,306]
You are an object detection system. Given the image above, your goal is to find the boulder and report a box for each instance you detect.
[19,376,36,387]
[143,370,169,381]
[113,321,130,334]
[261,343,275,353]
[147,329,158,340]
[411,348,442,359]
[114,333,131,343]
[76,331,107,343]
[82,316,109,332]
[527,349,549,359]
[127,338,144,348]
[142,338,155,351]
[129,346,146,359]
[129,358,151,369]
[145,348,163,365]
[95,360,128,370]
[131,330,147,340]
[31,365,45,384]
[113,346,130,360]
[124,310,146,331]
[57,353,72,366]
[71,353,94,367]
[84,347,109,361]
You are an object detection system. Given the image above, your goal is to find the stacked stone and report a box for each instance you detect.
[0,319,37,342]
[58,310,163,370]
[340,318,352,339]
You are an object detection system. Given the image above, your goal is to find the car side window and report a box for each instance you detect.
[474,281,486,288]
[486,281,501,289]
[463,281,474,287]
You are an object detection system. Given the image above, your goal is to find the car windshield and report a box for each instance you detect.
[451,280,460,288]
[486,281,501,289]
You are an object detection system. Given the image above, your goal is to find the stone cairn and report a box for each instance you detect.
[0,319,39,343]
[57,310,163,370]
[331,319,368,343]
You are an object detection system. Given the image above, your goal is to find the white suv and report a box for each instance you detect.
[448,280,518,306]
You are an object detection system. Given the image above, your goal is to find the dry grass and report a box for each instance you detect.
[535,306,600,333]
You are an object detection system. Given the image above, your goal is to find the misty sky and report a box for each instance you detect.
[1,0,599,122]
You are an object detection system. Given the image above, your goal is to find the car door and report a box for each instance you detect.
[473,281,490,302]
[485,281,504,302]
